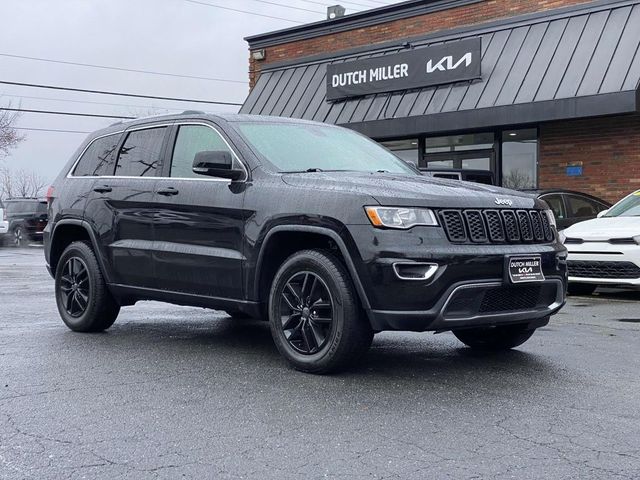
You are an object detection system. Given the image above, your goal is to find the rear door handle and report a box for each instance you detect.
[157,187,179,196]
[93,185,112,193]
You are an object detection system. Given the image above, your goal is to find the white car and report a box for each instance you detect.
[562,190,640,294]
[0,201,8,240]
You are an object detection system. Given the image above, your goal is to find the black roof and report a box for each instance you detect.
[241,0,640,138]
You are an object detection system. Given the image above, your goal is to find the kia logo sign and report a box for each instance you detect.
[426,52,473,74]
[495,198,513,206]
[326,38,481,101]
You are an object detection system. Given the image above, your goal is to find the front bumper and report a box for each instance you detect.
[346,225,567,332]
[566,242,640,286]
[368,278,564,331]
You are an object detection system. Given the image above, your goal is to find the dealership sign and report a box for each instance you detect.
[326,38,481,101]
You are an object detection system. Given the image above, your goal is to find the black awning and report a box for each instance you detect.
[241,0,640,138]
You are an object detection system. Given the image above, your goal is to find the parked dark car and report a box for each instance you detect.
[524,190,610,230]
[44,113,567,373]
[4,198,48,246]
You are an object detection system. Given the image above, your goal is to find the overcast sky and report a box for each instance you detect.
[0,0,401,183]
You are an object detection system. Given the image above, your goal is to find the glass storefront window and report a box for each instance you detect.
[501,129,537,189]
[425,132,494,153]
[379,138,419,166]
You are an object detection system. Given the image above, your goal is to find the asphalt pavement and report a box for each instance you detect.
[1,248,639,479]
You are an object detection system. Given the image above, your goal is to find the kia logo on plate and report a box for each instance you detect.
[495,198,513,206]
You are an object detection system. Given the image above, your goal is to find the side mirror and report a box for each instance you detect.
[597,209,609,218]
[192,151,244,181]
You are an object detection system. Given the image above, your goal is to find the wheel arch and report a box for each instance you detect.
[253,225,371,313]
[49,219,110,281]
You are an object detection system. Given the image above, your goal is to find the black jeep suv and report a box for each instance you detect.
[45,113,567,373]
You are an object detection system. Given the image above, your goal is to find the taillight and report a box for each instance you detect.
[46,185,55,203]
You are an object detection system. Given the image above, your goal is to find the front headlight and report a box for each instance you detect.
[545,209,557,228]
[365,206,438,229]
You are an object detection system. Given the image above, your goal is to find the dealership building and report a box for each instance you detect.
[240,0,640,203]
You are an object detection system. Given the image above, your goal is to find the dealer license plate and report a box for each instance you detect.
[508,256,545,283]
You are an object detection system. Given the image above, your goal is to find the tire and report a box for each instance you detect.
[55,241,120,332]
[268,249,373,374]
[13,226,27,247]
[567,283,597,296]
[453,324,536,351]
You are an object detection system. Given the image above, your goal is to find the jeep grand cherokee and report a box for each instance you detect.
[44,113,567,373]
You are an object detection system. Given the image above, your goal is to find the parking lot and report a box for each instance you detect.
[0,248,639,479]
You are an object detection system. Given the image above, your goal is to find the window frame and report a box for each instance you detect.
[70,132,122,177]
[114,124,171,179]
[161,121,249,182]
[67,130,125,178]
[564,193,609,219]
[539,193,567,220]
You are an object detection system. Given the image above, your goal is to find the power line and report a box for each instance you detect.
[184,0,304,23]
[0,80,244,106]
[0,52,246,84]
[292,0,376,9]
[1,107,134,120]
[246,0,322,14]
[4,93,176,111]
[14,127,90,134]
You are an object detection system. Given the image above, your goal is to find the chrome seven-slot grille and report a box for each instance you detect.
[437,209,554,244]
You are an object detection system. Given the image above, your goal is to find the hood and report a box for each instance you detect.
[281,171,540,209]
[563,216,640,241]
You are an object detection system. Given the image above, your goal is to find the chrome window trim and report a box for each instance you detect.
[66,121,249,183]
[170,121,249,182]
[66,130,124,178]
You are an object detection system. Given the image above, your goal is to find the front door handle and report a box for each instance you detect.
[93,185,112,193]
[157,187,179,196]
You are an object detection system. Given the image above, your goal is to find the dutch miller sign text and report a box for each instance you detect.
[326,38,482,101]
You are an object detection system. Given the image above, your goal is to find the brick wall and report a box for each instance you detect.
[539,115,640,204]
[249,0,593,87]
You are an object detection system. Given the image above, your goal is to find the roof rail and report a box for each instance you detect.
[182,110,205,115]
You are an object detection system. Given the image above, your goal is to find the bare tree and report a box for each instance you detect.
[0,167,46,199]
[0,101,25,159]
[502,169,533,190]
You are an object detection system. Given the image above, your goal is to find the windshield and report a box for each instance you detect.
[605,191,640,217]
[235,122,417,175]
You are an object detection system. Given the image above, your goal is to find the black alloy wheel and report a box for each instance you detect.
[280,271,334,355]
[269,249,373,374]
[59,257,90,318]
[55,241,120,332]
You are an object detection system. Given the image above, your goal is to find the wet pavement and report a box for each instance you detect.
[1,248,639,479]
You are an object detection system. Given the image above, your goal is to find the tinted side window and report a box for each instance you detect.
[115,127,166,177]
[170,125,237,178]
[73,134,120,176]
[541,194,566,219]
[566,195,602,218]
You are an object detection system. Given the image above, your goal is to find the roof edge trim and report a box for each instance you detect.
[342,91,639,139]
[245,0,483,49]
[256,0,638,71]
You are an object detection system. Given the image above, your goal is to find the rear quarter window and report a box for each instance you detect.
[73,134,121,176]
